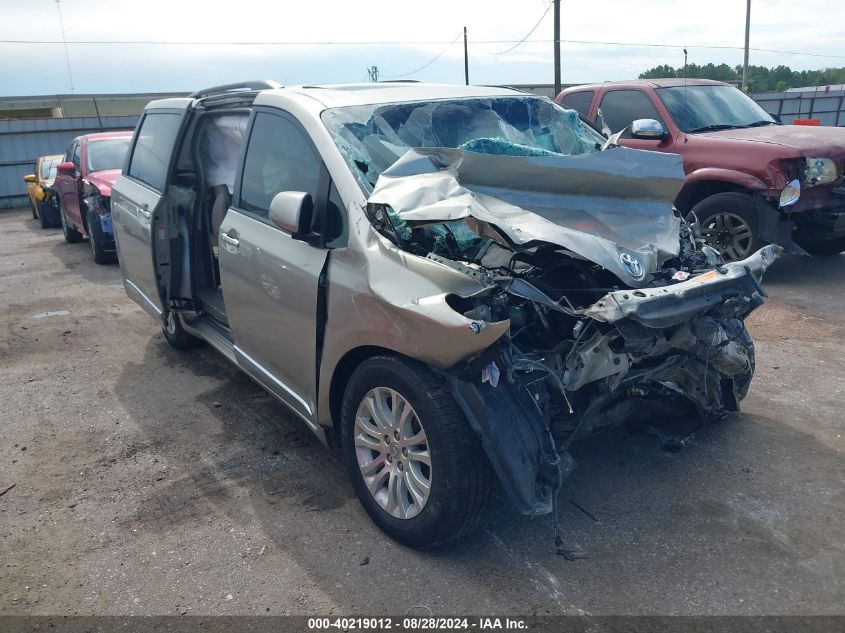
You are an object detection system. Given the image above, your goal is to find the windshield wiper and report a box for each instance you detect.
[688,124,741,133]
[745,120,777,127]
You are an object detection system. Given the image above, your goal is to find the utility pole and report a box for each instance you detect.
[553,0,561,97]
[463,26,469,85]
[742,0,751,92]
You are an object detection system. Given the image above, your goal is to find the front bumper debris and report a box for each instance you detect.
[444,245,780,517]
[583,245,780,327]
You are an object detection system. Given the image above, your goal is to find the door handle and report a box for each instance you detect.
[220,231,240,248]
[138,203,151,219]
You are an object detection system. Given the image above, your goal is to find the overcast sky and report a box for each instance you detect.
[2,0,844,96]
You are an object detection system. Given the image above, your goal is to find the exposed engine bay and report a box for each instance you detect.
[363,146,780,515]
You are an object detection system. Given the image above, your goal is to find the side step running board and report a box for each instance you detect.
[184,315,236,363]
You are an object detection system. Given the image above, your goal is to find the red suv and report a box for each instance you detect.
[557,79,845,259]
[55,131,133,264]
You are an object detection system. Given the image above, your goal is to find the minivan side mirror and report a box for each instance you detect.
[23,174,36,183]
[631,119,667,140]
[57,161,75,174]
[269,191,314,236]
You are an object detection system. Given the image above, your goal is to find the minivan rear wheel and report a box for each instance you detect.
[162,312,200,350]
[341,356,493,549]
[690,193,761,262]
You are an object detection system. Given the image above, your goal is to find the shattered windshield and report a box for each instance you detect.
[657,85,776,133]
[321,97,604,194]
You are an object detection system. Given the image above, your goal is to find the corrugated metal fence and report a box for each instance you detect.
[753,89,845,126]
[0,115,138,209]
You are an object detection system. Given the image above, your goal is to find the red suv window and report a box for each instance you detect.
[559,91,594,117]
[598,90,664,137]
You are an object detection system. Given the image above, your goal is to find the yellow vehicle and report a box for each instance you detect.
[24,154,63,228]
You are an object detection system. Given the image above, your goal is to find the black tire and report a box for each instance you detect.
[59,197,83,244]
[38,199,55,229]
[801,237,845,256]
[162,311,200,350]
[341,355,493,549]
[87,207,116,264]
[690,192,761,262]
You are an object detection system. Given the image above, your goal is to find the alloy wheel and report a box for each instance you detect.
[354,387,431,519]
[700,212,754,261]
[165,312,177,335]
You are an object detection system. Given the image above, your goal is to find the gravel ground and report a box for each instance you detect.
[0,207,843,616]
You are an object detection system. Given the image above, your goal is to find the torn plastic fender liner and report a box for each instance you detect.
[583,245,781,328]
[439,357,575,516]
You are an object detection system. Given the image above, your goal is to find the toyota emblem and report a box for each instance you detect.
[619,252,645,280]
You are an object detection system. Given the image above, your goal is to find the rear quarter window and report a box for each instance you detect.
[128,113,183,191]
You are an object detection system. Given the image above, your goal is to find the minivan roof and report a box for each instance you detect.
[145,82,531,112]
[278,82,526,108]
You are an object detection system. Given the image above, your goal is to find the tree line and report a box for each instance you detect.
[638,64,845,92]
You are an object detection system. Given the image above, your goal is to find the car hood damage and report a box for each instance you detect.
[364,145,780,517]
[368,146,687,288]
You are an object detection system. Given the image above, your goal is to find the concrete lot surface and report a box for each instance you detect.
[0,208,843,616]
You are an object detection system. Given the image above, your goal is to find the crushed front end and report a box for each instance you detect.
[365,146,780,515]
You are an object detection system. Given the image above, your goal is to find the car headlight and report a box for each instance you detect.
[804,157,838,185]
[780,179,801,208]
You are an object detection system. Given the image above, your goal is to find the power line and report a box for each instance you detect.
[490,2,552,55]
[3,37,845,61]
[385,31,463,78]
[0,38,467,46]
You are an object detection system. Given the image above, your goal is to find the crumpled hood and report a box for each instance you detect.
[85,169,122,197]
[703,125,845,158]
[368,147,687,287]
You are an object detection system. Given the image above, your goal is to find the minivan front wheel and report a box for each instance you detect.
[341,356,493,549]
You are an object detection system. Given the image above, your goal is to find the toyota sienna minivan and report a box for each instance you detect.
[112,81,778,548]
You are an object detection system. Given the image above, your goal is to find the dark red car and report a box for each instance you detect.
[557,79,845,259]
[55,131,133,264]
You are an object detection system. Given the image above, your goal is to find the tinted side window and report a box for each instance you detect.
[128,112,182,191]
[560,91,594,117]
[64,142,75,163]
[240,112,322,219]
[599,90,663,136]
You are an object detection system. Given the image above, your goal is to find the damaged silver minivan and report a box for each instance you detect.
[112,81,779,548]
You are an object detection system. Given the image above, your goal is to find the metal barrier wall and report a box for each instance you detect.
[754,89,845,126]
[0,115,138,209]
